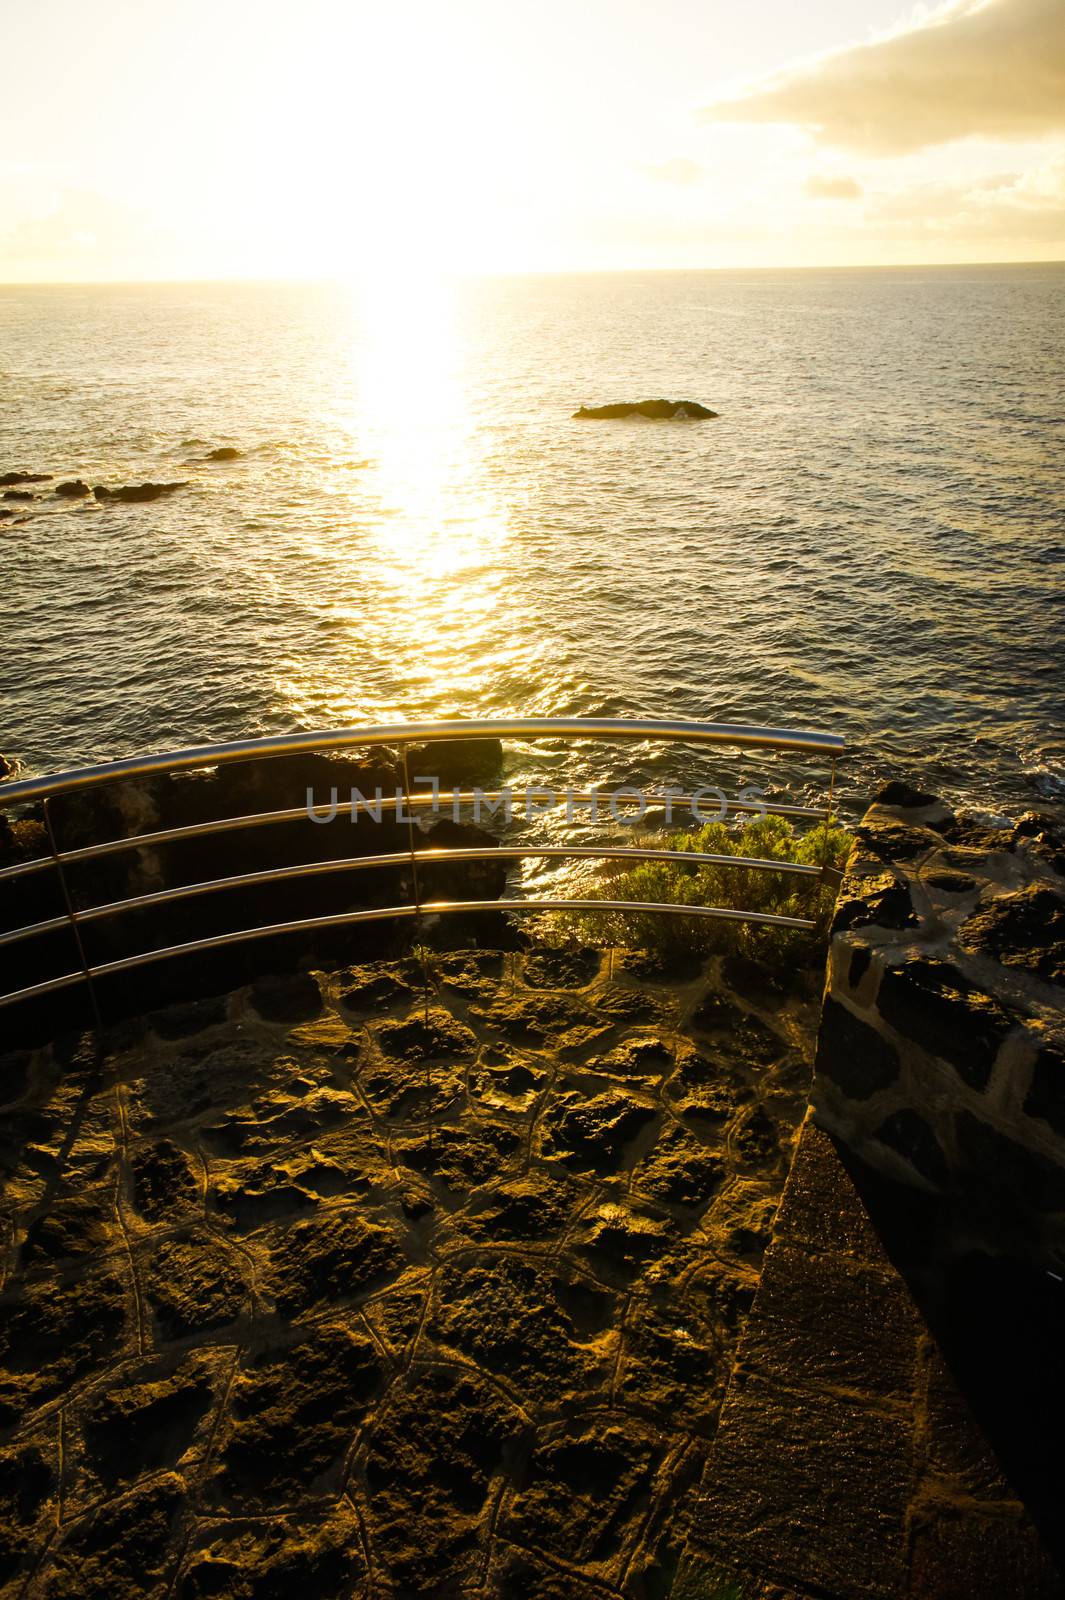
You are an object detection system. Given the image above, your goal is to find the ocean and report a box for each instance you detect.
[2,265,1064,835]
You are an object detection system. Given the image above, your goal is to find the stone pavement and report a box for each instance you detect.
[0,943,820,1599]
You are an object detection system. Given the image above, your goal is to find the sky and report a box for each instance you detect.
[1,0,1063,280]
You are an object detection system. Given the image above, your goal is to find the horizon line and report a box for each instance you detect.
[1,257,1064,289]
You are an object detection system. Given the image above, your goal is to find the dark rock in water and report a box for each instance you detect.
[2,490,33,502]
[0,755,15,779]
[574,398,718,420]
[0,471,51,486]
[404,735,504,787]
[0,509,15,521]
[873,779,941,810]
[206,446,242,461]
[55,479,92,498]
[94,481,188,503]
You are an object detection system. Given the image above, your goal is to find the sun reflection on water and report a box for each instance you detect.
[351,270,508,583]
[275,271,522,728]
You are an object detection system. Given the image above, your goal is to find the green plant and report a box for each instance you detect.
[549,813,851,970]
[670,1561,752,1599]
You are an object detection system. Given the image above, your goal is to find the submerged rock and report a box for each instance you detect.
[1,490,33,502]
[55,479,92,498]
[574,398,718,420]
[206,446,242,461]
[0,471,51,486]
[93,481,188,503]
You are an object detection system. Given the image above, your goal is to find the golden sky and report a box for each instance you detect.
[1,0,1063,280]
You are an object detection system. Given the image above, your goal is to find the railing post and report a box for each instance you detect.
[816,754,842,904]
[42,797,103,1033]
[399,743,431,1029]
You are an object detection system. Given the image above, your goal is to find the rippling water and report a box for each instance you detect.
[2,266,1064,829]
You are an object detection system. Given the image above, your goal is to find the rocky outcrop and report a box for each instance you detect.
[93,482,188,503]
[574,399,719,420]
[813,787,1065,1267]
[0,471,51,486]
[205,447,241,462]
[55,480,92,498]
[1,490,34,502]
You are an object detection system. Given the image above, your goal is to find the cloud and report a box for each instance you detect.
[643,157,704,186]
[0,188,182,280]
[858,153,1065,240]
[804,174,863,200]
[701,0,1065,156]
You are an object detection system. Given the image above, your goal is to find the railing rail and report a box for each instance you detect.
[0,716,845,1019]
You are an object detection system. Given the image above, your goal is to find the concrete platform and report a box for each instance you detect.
[684,1116,1065,1599]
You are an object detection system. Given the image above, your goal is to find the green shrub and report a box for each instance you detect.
[548,813,851,969]
[670,1562,751,1599]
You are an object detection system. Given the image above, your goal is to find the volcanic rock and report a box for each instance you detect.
[574,399,718,420]
[93,481,188,503]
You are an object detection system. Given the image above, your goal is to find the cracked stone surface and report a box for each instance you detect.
[0,944,818,1598]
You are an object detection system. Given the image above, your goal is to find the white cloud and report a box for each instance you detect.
[0,188,186,281]
[804,174,863,199]
[702,0,1065,156]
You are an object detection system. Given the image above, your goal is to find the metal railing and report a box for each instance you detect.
[0,717,845,1021]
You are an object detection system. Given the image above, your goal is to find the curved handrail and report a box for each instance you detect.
[0,789,832,886]
[0,716,844,1019]
[0,843,823,948]
[0,896,820,1009]
[0,716,845,806]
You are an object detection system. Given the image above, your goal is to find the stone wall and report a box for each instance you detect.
[813,783,1065,1268]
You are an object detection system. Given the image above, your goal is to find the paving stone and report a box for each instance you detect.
[264,1212,404,1318]
[522,946,600,988]
[694,1365,912,1599]
[210,1323,385,1506]
[80,1356,217,1489]
[145,1231,250,1340]
[632,1120,726,1211]
[907,1498,1063,1600]
[743,1242,921,1403]
[429,1254,619,1402]
[540,1086,658,1173]
[0,944,824,1598]
[38,1472,187,1600]
[130,1137,200,1220]
[0,1441,57,1589]
[500,1416,665,1577]
[773,1120,895,1263]
[179,1506,369,1600]
[362,1365,526,1594]
[0,1266,130,1426]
